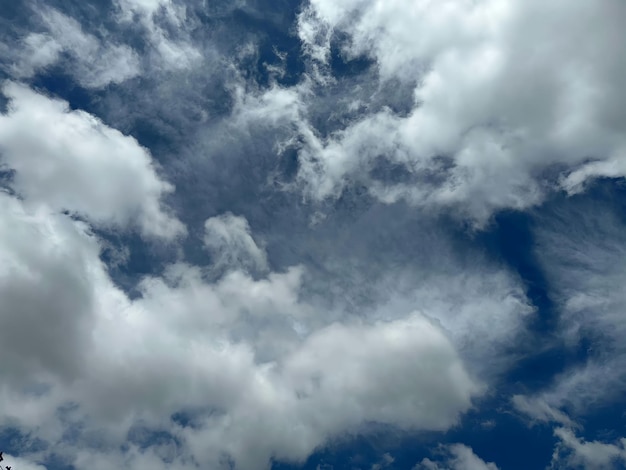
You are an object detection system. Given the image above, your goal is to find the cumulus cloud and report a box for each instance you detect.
[0,176,532,469]
[416,444,498,470]
[259,0,626,222]
[0,190,485,470]
[0,81,185,239]
[0,193,100,385]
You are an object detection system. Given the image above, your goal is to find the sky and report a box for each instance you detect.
[0,1,626,469]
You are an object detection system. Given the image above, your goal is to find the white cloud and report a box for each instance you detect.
[204,213,269,274]
[280,0,626,223]
[0,453,48,470]
[552,427,626,470]
[0,181,520,470]
[511,395,574,428]
[114,0,201,70]
[0,2,591,468]
[0,81,185,240]
[284,314,479,432]
[9,3,201,85]
[12,8,140,88]
[371,453,395,470]
[116,0,172,17]
[416,444,498,470]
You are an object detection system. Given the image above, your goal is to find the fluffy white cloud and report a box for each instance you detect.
[11,8,140,88]
[0,193,100,385]
[416,444,498,470]
[275,0,626,222]
[180,313,479,470]
[0,81,185,239]
[0,195,531,469]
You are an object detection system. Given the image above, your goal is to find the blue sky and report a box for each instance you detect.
[1,1,626,469]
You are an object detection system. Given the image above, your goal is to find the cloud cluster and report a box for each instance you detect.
[1,0,625,469]
[0,82,530,470]
[203,212,269,274]
[1,169,516,469]
[0,191,489,469]
[261,0,626,223]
